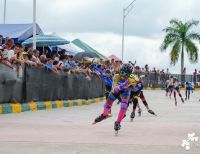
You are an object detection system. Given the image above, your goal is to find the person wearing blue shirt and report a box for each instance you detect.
[185,82,192,100]
[92,64,113,99]
[129,80,156,120]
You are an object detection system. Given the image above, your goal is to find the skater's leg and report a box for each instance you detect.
[185,90,188,100]
[177,89,184,103]
[93,92,116,124]
[166,88,169,96]
[103,92,116,116]
[140,91,156,115]
[137,103,142,116]
[117,97,129,123]
[130,97,138,119]
[132,97,138,112]
[174,91,177,106]
[169,88,173,98]
[140,91,150,110]
[188,90,190,100]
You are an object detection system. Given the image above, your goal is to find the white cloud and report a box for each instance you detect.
[59,32,200,74]
[1,0,200,74]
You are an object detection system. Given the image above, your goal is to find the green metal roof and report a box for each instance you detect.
[72,39,109,60]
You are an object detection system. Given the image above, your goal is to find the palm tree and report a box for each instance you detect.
[160,19,200,74]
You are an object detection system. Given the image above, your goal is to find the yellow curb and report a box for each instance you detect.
[77,99,83,106]
[86,100,91,105]
[94,98,100,103]
[11,103,22,113]
[0,105,2,114]
[29,101,37,111]
[55,100,64,108]
[44,101,52,109]
[68,100,74,107]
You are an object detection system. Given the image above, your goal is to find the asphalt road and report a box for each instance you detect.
[0,90,200,154]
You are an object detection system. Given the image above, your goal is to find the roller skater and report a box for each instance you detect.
[185,81,192,101]
[167,76,174,98]
[172,77,184,106]
[93,64,139,134]
[129,79,156,121]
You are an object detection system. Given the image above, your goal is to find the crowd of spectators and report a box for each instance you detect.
[0,35,124,80]
[1,35,200,87]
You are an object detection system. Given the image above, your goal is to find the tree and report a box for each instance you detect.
[160,19,200,74]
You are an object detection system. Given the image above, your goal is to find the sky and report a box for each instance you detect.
[0,0,200,74]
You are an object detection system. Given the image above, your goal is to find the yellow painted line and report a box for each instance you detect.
[155,88,162,90]
[77,99,83,106]
[94,98,100,103]
[0,105,2,114]
[29,101,37,111]
[195,88,200,90]
[11,103,22,113]
[55,100,64,108]
[146,87,152,90]
[68,100,74,107]
[44,101,52,109]
[180,88,186,90]
[86,100,91,105]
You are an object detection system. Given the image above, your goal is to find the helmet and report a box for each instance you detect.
[120,63,133,77]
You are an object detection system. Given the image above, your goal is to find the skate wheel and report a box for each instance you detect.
[108,114,113,118]
[92,122,96,125]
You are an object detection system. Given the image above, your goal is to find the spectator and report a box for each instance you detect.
[44,58,58,74]
[145,64,149,73]
[32,49,42,65]
[4,38,14,50]
[7,43,21,64]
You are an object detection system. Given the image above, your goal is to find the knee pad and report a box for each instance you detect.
[108,93,116,101]
[121,100,129,111]
[104,103,111,109]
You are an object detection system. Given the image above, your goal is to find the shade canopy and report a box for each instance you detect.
[108,54,121,61]
[22,35,69,47]
[72,39,109,61]
[73,52,98,61]
[57,43,84,56]
[0,23,43,43]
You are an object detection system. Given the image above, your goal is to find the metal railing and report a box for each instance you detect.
[142,73,200,88]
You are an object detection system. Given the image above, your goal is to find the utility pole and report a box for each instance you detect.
[121,0,136,61]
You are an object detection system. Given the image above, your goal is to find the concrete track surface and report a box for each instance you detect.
[0,90,200,154]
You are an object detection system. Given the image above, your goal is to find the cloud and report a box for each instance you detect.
[1,0,200,73]
[59,32,200,74]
